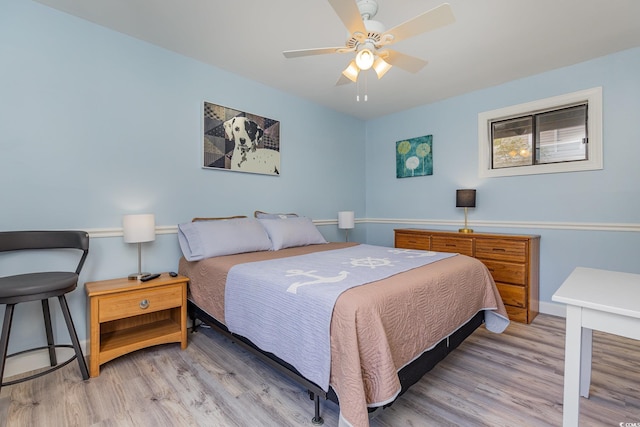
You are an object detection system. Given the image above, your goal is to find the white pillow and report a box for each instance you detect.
[258,217,327,250]
[178,218,272,261]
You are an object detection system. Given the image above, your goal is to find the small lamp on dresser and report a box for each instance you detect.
[122,213,156,280]
[338,211,355,242]
[456,189,476,233]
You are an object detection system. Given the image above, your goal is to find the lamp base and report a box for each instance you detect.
[128,272,150,280]
[458,228,474,233]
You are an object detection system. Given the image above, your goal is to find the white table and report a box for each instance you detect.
[552,267,640,427]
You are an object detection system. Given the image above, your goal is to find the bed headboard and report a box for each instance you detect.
[191,215,247,222]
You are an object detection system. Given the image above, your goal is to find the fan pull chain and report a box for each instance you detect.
[356,73,368,102]
[364,72,368,101]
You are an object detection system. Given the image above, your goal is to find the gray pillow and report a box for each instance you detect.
[258,217,327,250]
[178,218,272,261]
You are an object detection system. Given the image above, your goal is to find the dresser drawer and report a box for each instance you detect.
[395,233,430,250]
[482,260,526,285]
[99,285,183,323]
[505,305,528,323]
[476,238,526,263]
[431,236,473,256]
[496,282,526,308]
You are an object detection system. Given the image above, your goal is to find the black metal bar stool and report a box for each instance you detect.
[0,230,90,391]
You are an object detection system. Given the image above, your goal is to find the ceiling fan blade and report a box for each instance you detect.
[327,0,367,37]
[381,3,455,45]
[283,46,350,58]
[382,49,428,73]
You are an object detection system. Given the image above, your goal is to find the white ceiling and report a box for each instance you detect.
[35,0,640,120]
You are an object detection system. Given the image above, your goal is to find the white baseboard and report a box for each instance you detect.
[539,301,566,318]
[2,340,88,380]
[4,303,567,380]
[4,301,566,378]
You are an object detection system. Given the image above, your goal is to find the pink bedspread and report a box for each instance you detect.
[179,243,508,427]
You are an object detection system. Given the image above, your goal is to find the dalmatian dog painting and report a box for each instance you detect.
[224,116,280,175]
[202,102,281,176]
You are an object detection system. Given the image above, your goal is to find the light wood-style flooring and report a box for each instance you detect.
[1,314,639,426]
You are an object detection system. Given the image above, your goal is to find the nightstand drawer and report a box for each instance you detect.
[476,238,526,263]
[482,260,526,285]
[431,236,473,256]
[395,233,430,250]
[99,285,183,323]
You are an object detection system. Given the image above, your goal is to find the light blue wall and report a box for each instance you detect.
[364,47,640,307]
[0,0,365,355]
[1,0,639,367]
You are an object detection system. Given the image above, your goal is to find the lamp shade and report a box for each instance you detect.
[338,211,355,230]
[122,214,156,243]
[342,60,360,83]
[456,189,476,208]
[372,56,392,79]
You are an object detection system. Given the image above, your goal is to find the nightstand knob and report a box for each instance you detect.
[139,299,150,309]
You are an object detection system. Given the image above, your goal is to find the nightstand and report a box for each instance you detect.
[85,273,188,377]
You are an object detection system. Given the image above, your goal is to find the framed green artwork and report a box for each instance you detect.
[396,135,433,178]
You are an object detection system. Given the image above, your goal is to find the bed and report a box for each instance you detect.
[177,214,509,427]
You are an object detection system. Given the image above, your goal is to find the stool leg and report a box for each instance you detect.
[57,296,89,381]
[0,304,16,391]
[41,299,58,366]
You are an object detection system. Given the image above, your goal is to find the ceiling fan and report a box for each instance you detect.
[282,0,455,85]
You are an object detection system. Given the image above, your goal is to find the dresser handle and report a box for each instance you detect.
[139,299,150,309]
[493,248,506,252]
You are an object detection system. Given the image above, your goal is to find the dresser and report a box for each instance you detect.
[394,229,540,323]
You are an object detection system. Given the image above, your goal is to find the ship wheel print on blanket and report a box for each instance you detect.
[285,248,444,293]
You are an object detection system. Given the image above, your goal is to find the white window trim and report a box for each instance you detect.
[478,87,603,178]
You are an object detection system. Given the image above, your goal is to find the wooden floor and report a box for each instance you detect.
[1,314,639,426]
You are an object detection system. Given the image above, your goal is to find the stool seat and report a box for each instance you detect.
[0,272,78,302]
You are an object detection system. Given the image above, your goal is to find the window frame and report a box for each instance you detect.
[478,87,603,178]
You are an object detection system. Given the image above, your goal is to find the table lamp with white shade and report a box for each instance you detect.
[122,213,156,280]
[338,211,355,242]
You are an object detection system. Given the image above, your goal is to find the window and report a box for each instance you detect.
[478,87,602,178]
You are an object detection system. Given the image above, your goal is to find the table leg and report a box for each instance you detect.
[562,305,583,427]
[580,327,592,398]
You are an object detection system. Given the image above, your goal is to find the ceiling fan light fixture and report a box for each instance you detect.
[283,1,455,86]
[372,56,392,79]
[355,48,374,70]
[342,60,360,83]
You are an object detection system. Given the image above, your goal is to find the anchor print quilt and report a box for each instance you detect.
[179,242,509,427]
[224,244,457,392]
